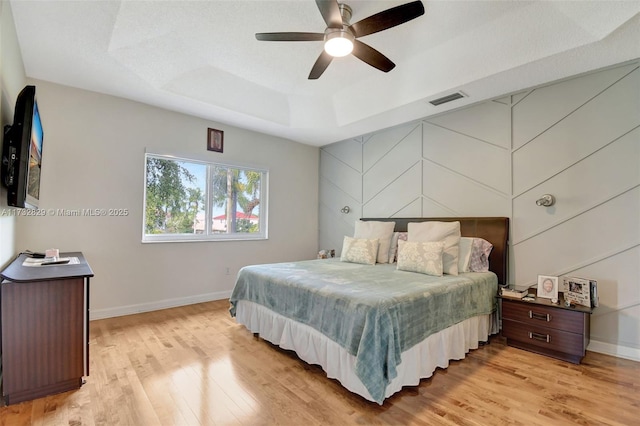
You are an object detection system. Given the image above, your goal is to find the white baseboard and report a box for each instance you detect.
[90,290,232,320]
[587,339,640,362]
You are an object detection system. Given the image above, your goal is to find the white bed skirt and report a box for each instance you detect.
[235,300,499,403]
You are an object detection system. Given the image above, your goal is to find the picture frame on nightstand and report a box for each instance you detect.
[537,275,558,300]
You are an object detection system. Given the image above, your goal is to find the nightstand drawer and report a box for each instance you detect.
[502,319,586,356]
[502,300,586,334]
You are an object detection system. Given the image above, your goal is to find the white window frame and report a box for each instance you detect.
[142,152,269,243]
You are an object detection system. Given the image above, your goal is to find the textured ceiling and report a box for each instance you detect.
[10,0,640,146]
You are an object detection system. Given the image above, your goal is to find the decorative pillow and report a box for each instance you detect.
[408,221,461,275]
[469,238,493,272]
[340,236,379,265]
[354,220,395,263]
[458,237,474,273]
[387,231,408,263]
[396,240,444,276]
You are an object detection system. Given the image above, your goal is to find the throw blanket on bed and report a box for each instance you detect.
[229,258,497,404]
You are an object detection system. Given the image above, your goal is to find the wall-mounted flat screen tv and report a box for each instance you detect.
[1,85,44,209]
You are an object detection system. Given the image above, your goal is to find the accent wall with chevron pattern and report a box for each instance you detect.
[319,60,640,360]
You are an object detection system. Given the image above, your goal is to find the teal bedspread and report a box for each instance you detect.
[229,258,497,404]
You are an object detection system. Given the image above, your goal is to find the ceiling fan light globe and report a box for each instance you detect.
[324,30,354,57]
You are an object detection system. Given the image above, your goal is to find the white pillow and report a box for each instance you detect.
[458,237,474,273]
[408,221,461,275]
[340,236,379,265]
[387,232,407,264]
[388,232,400,263]
[354,220,395,264]
[396,240,444,276]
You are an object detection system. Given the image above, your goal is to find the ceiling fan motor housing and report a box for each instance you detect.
[338,3,353,24]
[324,4,355,57]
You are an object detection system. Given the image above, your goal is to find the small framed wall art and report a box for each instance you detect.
[207,128,224,153]
[537,275,558,300]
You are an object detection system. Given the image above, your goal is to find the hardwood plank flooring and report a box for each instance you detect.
[1,300,638,425]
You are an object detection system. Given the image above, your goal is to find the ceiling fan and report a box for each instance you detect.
[255,0,425,79]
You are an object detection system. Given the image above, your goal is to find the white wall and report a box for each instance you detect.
[15,80,319,319]
[319,61,640,361]
[511,63,639,361]
[0,0,26,268]
[319,100,512,253]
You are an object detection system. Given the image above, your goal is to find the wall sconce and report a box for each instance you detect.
[536,194,555,207]
[341,206,351,214]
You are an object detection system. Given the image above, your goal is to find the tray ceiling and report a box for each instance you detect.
[10,1,640,146]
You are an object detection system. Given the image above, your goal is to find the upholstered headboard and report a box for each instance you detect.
[361,217,509,285]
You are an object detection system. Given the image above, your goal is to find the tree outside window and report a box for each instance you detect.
[143,153,268,242]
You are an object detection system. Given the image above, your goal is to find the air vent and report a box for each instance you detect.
[429,92,465,106]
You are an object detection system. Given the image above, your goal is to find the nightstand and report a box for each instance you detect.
[500,295,593,364]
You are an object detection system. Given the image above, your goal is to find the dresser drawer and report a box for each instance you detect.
[502,300,586,334]
[502,319,586,356]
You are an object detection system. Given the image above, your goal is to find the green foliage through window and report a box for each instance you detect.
[143,154,268,242]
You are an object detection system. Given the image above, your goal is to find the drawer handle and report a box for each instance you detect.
[529,310,551,322]
[529,331,550,343]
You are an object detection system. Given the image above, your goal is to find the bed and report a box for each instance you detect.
[229,217,509,404]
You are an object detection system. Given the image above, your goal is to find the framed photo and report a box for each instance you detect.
[207,128,224,153]
[562,276,592,307]
[537,275,558,300]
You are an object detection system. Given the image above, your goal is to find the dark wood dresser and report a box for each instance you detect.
[0,252,93,405]
[500,296,593,364]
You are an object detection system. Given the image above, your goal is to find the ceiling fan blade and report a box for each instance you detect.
[309,51,333,79]
[256,32,324,42]
[352,40,395,73]
[316,0,343,29]
[350,0,425,38]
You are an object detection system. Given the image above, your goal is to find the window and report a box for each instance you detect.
[143,153,268,242]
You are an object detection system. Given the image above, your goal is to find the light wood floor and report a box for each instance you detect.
[1,300,639,425]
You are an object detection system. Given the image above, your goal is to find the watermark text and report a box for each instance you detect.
[0,208,130,217]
